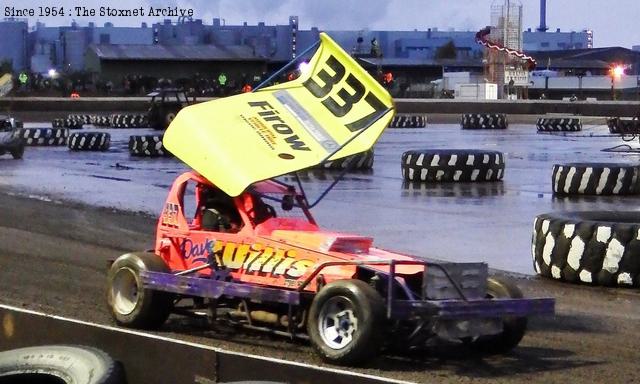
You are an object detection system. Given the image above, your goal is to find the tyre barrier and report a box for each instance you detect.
[532,211,640,287]
[536,117,582,132]
[316,149,374,170]
[0,345,123,384]
[388,115,427,128]
[68,132,111,151]
[129,135,170,157]
[20,127,69,146]
[52,118,84,130]
[67,114,93,125]
[90,115,112,127]
[401,149,505,182]
[552,163,640,196]
[110,114,149,128]
[461,113,508,129]
[606,117,640,135]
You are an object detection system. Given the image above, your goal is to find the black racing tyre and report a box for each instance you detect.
[316,149,374,170]
[461,113,508,129]
[107,252,174,328]
[0,345,123,383]
[401,149,505,182]
[536,117,582,132]
[552,163,640,196]
[465,277,527,354]
[388,115,427,128]
[10,144,24,159]
[532,211,640,287]
[128,135,170,157]
[307,279,385,365]
[20,128,69,146]
[68,132,111,151]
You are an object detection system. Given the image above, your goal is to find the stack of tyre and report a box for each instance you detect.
[388,115,427,128]
[129,135,170,157]
[90,115,112,127]
[536,117,582,132]
[67,114,93,125]
[401,149,505,183]
[315,149,374,170]
[20,127,69,146]
[52,118,83,130]
[110,114,149,128]
[461,113,508,130]
[533,162,640,287]
[68,132,111,151]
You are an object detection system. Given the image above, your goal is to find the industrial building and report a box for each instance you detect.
[0,11,596,75]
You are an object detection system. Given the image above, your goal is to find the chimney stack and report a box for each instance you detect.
[537,0,548,32]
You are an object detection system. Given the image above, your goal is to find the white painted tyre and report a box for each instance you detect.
[536,117,582,132]
[532,211,640,287]
[401,149,505,182]
[315,149,374,170]
[128,135,170,157]
[461,113,508,129]
[552,163,640,196]
[0,345,123,383]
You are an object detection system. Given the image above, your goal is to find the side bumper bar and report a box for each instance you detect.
[141,271,301,305]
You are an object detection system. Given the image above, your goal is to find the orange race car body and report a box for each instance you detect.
[155,171,425,291]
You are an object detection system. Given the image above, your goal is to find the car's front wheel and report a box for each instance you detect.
[307,279,385,365]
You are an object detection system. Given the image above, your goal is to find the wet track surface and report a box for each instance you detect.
[2,121,639,275]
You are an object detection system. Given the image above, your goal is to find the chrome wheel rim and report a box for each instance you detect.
[111,267,139,315]
[318,296,358,350]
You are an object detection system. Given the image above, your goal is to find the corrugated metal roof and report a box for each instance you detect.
[358,57,483,68]
[90,44,264,62]
[358,58,439,67]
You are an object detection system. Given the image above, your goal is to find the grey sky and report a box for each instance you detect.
[11,0,640,48]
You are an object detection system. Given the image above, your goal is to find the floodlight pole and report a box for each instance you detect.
[253,40,321,92]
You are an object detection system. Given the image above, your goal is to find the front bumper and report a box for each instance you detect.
[394,297,555,320]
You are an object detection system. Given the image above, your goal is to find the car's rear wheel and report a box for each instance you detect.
[10,145,24,159]
[107,252,174,329]
[465,277,527,354]
[164,112,177,129]
[307,279,384,365]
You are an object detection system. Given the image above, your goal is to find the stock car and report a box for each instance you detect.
[0,117,24,159]
[106,32,554,365]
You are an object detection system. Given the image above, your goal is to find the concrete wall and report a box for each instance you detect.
[3,97,640,117]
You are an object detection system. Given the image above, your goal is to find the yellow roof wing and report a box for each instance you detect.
[163,32,395,196]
